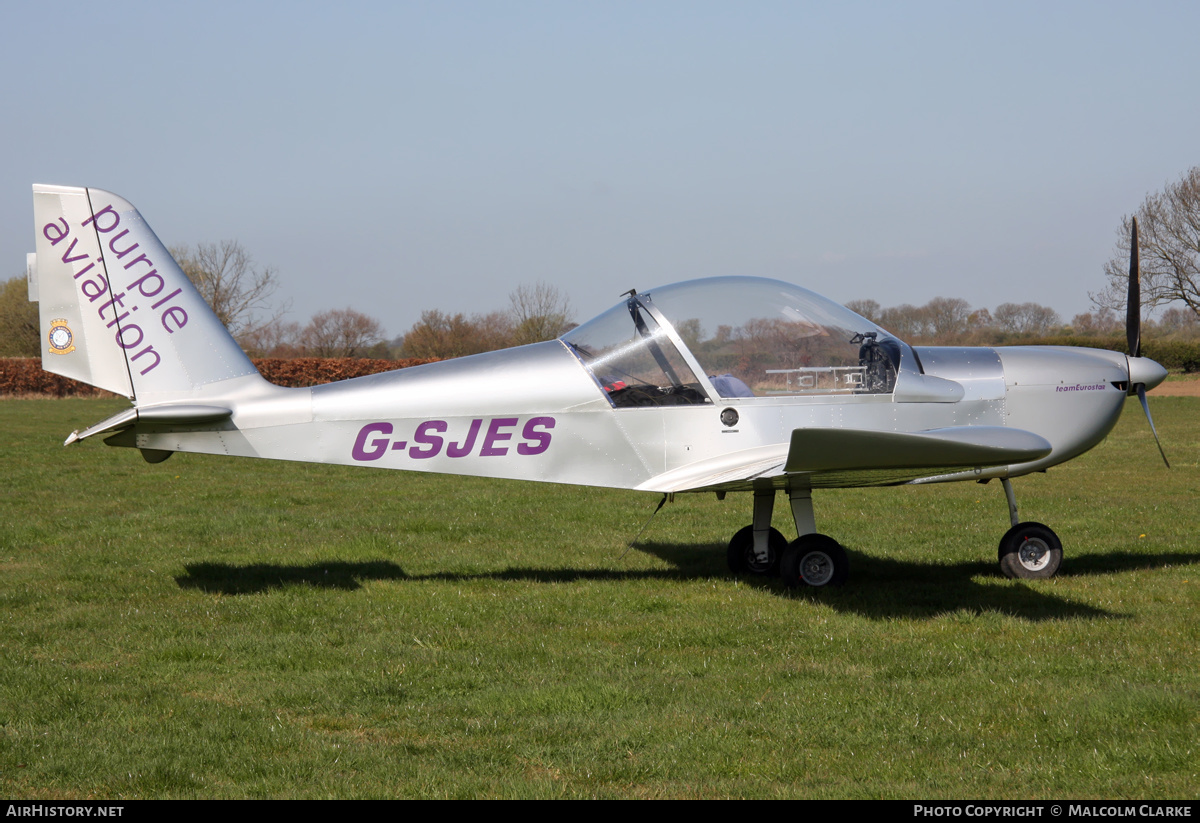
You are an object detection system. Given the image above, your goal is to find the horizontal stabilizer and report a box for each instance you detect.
[785,426,1052,473]
[137,404,233,424]
[65,404,232,445]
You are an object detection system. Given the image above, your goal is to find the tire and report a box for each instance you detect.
[726,526,785,576]
[998,522,1062,580]
[781,534,849,588]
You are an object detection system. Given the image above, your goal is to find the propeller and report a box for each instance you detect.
[1127,217,1140,357]
[1125,216,1170,467]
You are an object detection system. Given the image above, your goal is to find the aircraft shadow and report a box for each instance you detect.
[1052,549,1200,578]
[175,546,1198,621]
[175,558,703,595]
[176,560,409,594]
[633,541,1200,621]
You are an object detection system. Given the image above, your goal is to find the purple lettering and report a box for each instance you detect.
[161,306,188,333]
[60,237,89,264]
[43,218,69,245]
[115,323,144,350]
[107,229,139,259]
[130,345,160,375]
[352,422,393,461]
[480,417,518,456]
[82,204,120,233]
[410,420,446,459]
[80,274,109,303]
[99,291,129,321]
[122,252,155,273]
[127,270,165,298]
[105,309,131,329]
[517,417,556,455]
[72,261,96,280]
[150,287,182,310]
[447,419,482,458]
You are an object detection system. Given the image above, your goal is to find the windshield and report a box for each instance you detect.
[563,277,900,403]
[561,293,707,407]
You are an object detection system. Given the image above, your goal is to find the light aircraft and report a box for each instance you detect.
[27,184,1170,588]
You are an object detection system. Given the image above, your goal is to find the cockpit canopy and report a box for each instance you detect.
[561,277,905,408]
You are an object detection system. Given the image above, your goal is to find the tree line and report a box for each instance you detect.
[0,242,575,360]
[0,240,391,360]
[844,297,1197,346]
[4,165,1198,359]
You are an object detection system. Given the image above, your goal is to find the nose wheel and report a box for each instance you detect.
[998,522,1062,579]
[995,479,1063,579]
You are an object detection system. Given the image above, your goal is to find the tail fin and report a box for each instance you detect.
[30,185,260,403]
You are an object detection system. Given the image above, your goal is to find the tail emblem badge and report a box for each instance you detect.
[48,319,75,354]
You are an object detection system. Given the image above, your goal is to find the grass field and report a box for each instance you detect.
[1,397,1196,798]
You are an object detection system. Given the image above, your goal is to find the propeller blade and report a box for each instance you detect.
[1136,384,1170,468]
[1127,217,1141,358]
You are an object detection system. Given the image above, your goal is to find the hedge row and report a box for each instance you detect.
[0,359,112,396]
[253,358,439,387]
[0,357,441,396]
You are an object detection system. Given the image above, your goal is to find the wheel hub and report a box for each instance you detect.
[800,551,833,586]
[1018,537,1050,571]
[747,549,772,573]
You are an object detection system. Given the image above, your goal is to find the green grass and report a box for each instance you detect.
[1,397,1197,798]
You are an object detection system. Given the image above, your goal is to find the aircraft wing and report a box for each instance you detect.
[638,426,1052,493]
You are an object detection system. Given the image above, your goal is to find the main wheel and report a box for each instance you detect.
[781,534,849,588]
[727,526,786,575]
[998,522,1062,580]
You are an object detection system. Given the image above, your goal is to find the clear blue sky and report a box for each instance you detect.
[4,1,1198,339]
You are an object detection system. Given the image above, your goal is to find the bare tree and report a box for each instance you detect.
[240,320,302,358]
[300,308,384,358]
[400,310,514,359]
[1156,306,1199,336]
[923,297,971,340]
[1071,308,1121,337]
[877,303,929,339]
[967,307,994,328]
[171,240,289,342]
[509,281,573,346]
[0,275,40,357]
[994,302,1061,336]
[845,299,881,323]
[1094,166,1200,320]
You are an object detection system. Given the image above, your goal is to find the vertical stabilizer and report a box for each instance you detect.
[30,185,260,402]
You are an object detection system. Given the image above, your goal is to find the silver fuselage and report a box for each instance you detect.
[110,339,1144,493]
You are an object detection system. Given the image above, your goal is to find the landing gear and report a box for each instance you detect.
[995,478,1063,580]
[781,533,849,588]
[998,522,1062,579]
[723,478,1063,589]
[727,526,786,575]
[726,488,789,576]
[727,485,852,587]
